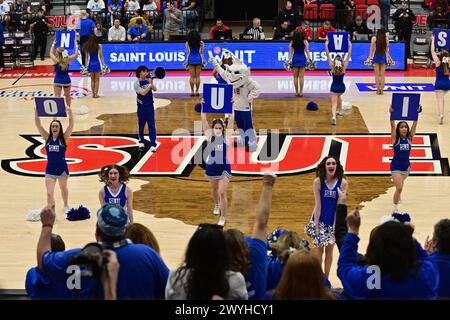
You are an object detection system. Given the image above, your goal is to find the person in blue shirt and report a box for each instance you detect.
[34,106,74,213]
[338,209,439,299]
[224,174,276,300]
[37,203,170,299]
[431,34,450,124]
[82,34,106,98]
[77,10,97,67]
[325,38,352,126]
[425,219,450,298]
[389,106,418,213]
[185,30,204,96]
[134,65,158,152]
[98,164,134,223]
[305,156,348,278]
[127,18,148,41]
[107,0,123,27]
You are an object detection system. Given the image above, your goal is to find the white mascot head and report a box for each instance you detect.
[218,49,250,88]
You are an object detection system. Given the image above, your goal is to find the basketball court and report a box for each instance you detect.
[0,65,449,289]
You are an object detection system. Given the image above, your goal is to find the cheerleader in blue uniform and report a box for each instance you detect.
[34,106,74,213]
[305,156,347,278]
[200,105,232,227]
[431,34,450,124]
[82,34,106,98]
[289,30,310,97]
[98,164,134,223]
[185,30,205,96]
[389,106,418,212]
[49,40,79,108]
[365,26,394,95]
[325,38,352,125]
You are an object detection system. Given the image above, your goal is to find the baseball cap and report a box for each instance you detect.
[96,203,129,237]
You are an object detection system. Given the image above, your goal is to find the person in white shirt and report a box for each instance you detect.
[108,19,126,41]
[0,0,11,23]
[125,0,140,21]
[87,0,106,24]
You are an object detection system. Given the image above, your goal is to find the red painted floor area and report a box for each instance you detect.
[0,64,436,79]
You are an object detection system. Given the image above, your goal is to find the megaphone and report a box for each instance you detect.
[148,66,166,79]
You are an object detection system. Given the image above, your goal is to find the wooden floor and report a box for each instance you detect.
[0,71,449,289]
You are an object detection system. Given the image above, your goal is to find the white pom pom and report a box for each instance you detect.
[74,105,90,115]
[379,215,396,225]
[26,209,42,222]
[342,101,353,110]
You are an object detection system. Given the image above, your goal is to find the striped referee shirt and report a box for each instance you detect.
[243,26,265,40]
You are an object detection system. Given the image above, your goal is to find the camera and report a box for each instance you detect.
[70,242,109,278]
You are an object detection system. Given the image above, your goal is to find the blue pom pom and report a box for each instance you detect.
[392,212,411,224]
[194,103,202,113]
[306,101,318,111]
[66,205,91,221]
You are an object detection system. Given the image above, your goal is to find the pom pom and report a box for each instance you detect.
[80,65,89,76]
[194,103,202,113]
[267,227,289,243]
[73,105,90,115]
[284,60,292,71]
[66,205,91,221]
[306,101,319,111]
[305,58,316,71]
[392,212,411,224]
[342,101,353,110]
[101,64,110,76]
[26,209,42,222]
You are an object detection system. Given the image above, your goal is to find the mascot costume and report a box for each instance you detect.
[210,50,261,152]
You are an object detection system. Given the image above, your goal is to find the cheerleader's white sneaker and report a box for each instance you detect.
[218,215,226,227]
[213,204,220,216]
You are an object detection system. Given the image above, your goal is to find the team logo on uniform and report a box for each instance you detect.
[2,134,448,177]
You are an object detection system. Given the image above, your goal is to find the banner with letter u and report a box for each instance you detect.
[35,97,67,117]
[202,84,233,114]
[327,32,349,53]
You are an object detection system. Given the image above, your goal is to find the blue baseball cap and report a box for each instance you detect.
[306,101,319,111]
[96,203,129,237]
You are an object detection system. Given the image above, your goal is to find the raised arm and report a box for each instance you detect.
[49,41,58,64]
[64,107,74,140]
[389,105,396,144]
[344,40,352,69]
[430,34,441,66]
[37,206,56,271]
[252,173,277,242]
[68,42,79,62]
[200,105,211,137]
[34,107,49,140]
[126,186,134,223]
[325,39,333,68]
[410,119,418,140]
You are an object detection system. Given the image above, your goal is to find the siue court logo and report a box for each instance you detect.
[0,84,90,100]
[2,134,448,177]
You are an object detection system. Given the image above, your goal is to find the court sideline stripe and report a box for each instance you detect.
[12,72,27,85]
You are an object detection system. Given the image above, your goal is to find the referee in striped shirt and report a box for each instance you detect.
[242,18,265,40]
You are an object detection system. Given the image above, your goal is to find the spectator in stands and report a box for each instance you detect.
[243,18,265,40]
[430,0,450,28]
[107,0,123,28]
[165,223,248,300]
[12,0,29,30]
[180,0,199,30]
[87,0,107,25]
[209,18,231,40]
[163,1,182,40]
[124,0,140,21]
[346,15,371,40]
[37,203,170,299]
[379,0,392,29]
[30,8,48,61]
[224,174,277,300]
[317,20,335,41]
[295,20,313,41]
[273,20,291,40]
[125,223,161,254]
[334,0,354,30]
[425,219,450,298]
[393,1,415,58]
[338,210,439,299]
[273,0,298,32]
[77,10,97,67]
[0,18,4,73]
[95,20,107,41]
[108,18,126,41]
[142,0,158,23]
[25,230,71,299]
[27,0,45,15]
[127,18,148,41]
[0,0,11,27]
[273,250,336,299]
